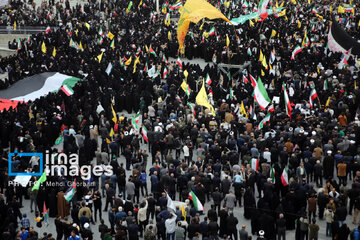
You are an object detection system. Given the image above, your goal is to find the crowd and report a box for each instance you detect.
[0,0,360,239]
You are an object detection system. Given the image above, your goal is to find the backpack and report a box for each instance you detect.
[300,219,308,232]
[354,228,360,240]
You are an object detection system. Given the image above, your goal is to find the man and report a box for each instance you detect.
[224,191,237,211]
[165,212,177,240]
[144,225,156,240]
[20,213,30,230]
[55,215,63,240]
[276,214,286,240]
[78,202,92,222]
[175,222,185,240]
[68,230,80,240]
[20,228,28,240]
[239,225,248,240]
[227,211,239,240]
[309,219,319,240]
[212,187,222,212]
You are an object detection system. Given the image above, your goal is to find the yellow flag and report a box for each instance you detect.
[355,80,357,90]
[133,56,140,73]
[14,21,16,30]
[278,9,286,17]
[291,0,296,5]
[269,62,272,70]
[85,22,90,30]
[271,29,277,38]
[125,56,132,66]
[184,69,189,80]
[107,31,115,40]
[325,97,330,107]
[106,138,111,144]
[41,41,46,53]
[308,0,311,4]
[249,19,254,27]
[181,80,190,95]
[317,65,320,74]
[330,5,333,14]
[261,56,268,69]
[52,47,56,57]
[138,0,143,8]
[259,50,264,62]
[261,69,265,76]
[226,34,230,47]
[297,19,301,29]
[75,29,78,36]
[338,6,345,14]
[240,101,247,117]
[110,128,115,137]
[196,80,215,116]
[168,31,171,40]
[177,0,231,52]
[255,16,258,22]
[145,45,149,52]
[111,104,117,124]
[225,1,230,8]
[79,41,84,51]
[280,1,284,7]
[199,21,205,30]
[315,14,323,19]
[97,52,103,63]
[358,20,360,27]
[181,204,186,221]
[275,0,279,8]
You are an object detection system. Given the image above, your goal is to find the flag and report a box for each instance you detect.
[302,31,310,47]
[226,34,230,47]
[261,55,268,69]
[181,204,186,221]
[187,101,196,118]
[52,47,56,57]
[32,171,47,191]
[253,77,271,110]
[196,80,215,116]
[45,26,51,34]
[163,67,168,79]
[111,104,117,124]
[181,81,191,96]
[107,31,114,40]
[98,37,104,45]
[110,39,115,49]
[270,166,275,183]
[55,135,63,145]
[43,202,49,226]
[325,97,331,107]
[312,7,319,14]
[131,112,141,132]
[250,74,257,87]
[229,87,233,100]
[168,31,172,40]
[291,45,302,60]
[65,179,77,202]
[209,27,215,36]
[267,103,275,112]
[162,54,168,64]
[257,113,271,130]
[205,74,212,85]
[270,50,275,64]
[176,57,183,69]
[281,168,289,186]
[309,88,318,108]
[85,22,90,30]
[177,0,231,52]
[17,38,21,51]
[249,105,256,120]
[338,5,345,14]
[149,47,157,57]
[240,101,247,117]
[243,75,249,84]
[109,128,115,137]
[142,125,148,142]
[188,190,205,211]
[170,1,183,10]
[98,27,103,36]
[247,48,252,56]
[258,0,270,20]
[133,56,140,73]
[106,63,113,76]
[259,50,264,62]
[166,192,176,212]
[242,0,249,8]
[323,79,328,90]
[61,85,74,96]
[271,29,277,38]
[127,0,133,12]
[282,82,292,119]
[297,19,301,29]
[97,52,103,63]
[13,21,16,30]
[250,158,259,171]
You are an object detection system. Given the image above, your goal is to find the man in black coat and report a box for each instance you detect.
[227,211,239,240]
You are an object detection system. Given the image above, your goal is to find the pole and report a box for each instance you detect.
[156,0,159,13]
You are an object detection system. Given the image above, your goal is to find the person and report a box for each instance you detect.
[20,213,30,230]
[227,211,239,240]
[98,219,108,240]
[175,222,185,240]
[20,228,28,240]
[276,214,286,240]
[144,225,156,240]
[165,212,177,240]
[354,195,360,225]
[324,207,334,237]
[239,224,249,240]
[309,219,319,240]
[68,230,80,240]
[55,215,63,240]
[299,215,309,240]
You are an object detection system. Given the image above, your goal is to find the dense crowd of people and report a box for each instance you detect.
[0,0,360,239]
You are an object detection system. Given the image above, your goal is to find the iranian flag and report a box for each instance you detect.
[291,45,302,60]
[177,57,183,69]
[250,158,259,171]
[45,26,51,34]
[187,101,196,117]
[149,47,157,57]
[43,202,49,226]
[65,179,76,202]
[136,47,142,56]
[323,79,328,90]
[257,113,271,130]
[98,37,104,45]
[98,27,103,36]
[253,77,271,110]
[170,1,182,10]
[281,168,289,186]
[270,50,275,64]
[142,125,148,142]
[61,85,74,96]
[132,111,141,132]
[243,75,249,84]
[110,39,115,49]
[205,74,212,85]
[25,36,30,43]
[312,7,319,14]
[250,74,257,87]
[282,83,292,119]
[270,166,275,183]
[162,54,168,64]
[247,47,252,56]
[163,67,168,79]
[309,88,318,108]
[188,190,205,211]
[258,0,270,20]
[209,27,215,36]
[267,103,275,112]
[17,38,22,50]
[242,0,249,8]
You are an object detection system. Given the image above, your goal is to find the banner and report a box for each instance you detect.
[230,7,284,25]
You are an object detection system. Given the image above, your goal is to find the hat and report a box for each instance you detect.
[327,150,332,154]
[312,131,316,136]
[72,223,77,227]
[299,129,304,134]
[124,131,129,136]
[350,140,356,144]
[267,178,272,182]
[118,207,123,212]
[84,223,90,229]
[289,127,293,132]
[259,230,265,236]
[310,139,315,143]
[304,131,308,136]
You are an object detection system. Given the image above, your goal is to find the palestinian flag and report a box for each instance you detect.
[142,125,148,142]
[242,0,249,8]
[149,47,157,57]
[0,73,81,102]
[282,82,292,119]
[188,190,205,211]
[270,166,275,183]
[162,54,168,64]
[163,67,168,79]
[247,47,252,56]
[281,167,289,186]
[45,26,51,34]
[309,88,318,108]
[176,57,183,69]
[291,45,302,60]
[187,101,196,117]
[17,38,22,50]
[61,84,74,96]
[43,202,49,226]
[64,179,76,202]
[136,47,142,56]
[205,74,212,85]
[209,27,215,36]
[98,27,103,36]
[312,8,319,14]
[32,171,47,191]
[250,158,259,171]
[323,79,328,90]
[253,77,271,110]
[257,113,271,130]
[258,0,269,20]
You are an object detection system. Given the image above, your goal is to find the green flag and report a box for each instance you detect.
[55,135,63,145]
[32,171,47,191]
